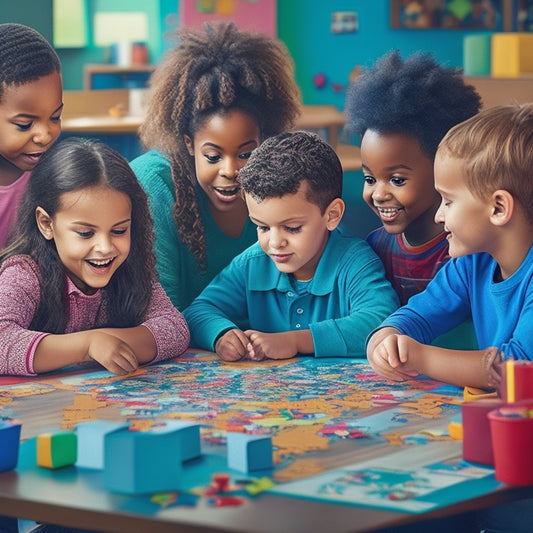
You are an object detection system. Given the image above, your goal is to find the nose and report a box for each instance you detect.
[268,228,287,250]
[93,233,114,254]
[371,182,392,203]
[220,157,239,180]
[32,122,54,146]
[435,199,445,224]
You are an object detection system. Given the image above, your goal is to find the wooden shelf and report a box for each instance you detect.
[83,64,156,90]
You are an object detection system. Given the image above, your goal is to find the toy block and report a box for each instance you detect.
[76,420,129,469]
[163,420,201,462]
[491,33,533,77]
[36,431,77,469]
[226,432,273,473]
[463,34,491,76]
[0,420,21,472]
[104,422,183,494]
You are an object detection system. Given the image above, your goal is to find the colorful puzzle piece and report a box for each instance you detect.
[0,420,21,472]
[36,430,77,469]
[104,422,184,494]
[226,432,273,473]
[76,420,129,469]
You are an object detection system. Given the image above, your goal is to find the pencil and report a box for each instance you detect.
[506,358,515,403]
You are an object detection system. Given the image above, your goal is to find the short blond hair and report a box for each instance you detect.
[437,103,533,220]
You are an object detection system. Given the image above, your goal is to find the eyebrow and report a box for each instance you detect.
[362,163,413,173]
[14,103,64,120]
[71,218,132,228]
[202,139,258,150]
[249,215,304,226]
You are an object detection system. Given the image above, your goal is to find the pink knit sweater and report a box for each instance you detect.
[0,255,190,375]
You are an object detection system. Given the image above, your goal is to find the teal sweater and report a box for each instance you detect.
[130,150,257,310]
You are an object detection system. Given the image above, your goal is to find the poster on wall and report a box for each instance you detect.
[179,0,277,36]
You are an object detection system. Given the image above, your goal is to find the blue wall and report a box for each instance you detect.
[278,0,479,109]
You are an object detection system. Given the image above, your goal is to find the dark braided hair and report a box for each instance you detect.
[0,23,61,103]
[239,131,343,214]
[344,50,481,158]
[139,22,301,269]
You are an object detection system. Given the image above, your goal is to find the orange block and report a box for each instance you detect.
[491,33,533,77]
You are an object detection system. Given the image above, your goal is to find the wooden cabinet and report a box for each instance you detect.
[464,76,533,108]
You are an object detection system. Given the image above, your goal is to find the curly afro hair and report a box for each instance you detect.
[344,50,481,158]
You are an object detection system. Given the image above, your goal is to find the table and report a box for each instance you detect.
[1,352,529,533]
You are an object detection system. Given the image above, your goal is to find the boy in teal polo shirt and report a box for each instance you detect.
[184,131,399,362]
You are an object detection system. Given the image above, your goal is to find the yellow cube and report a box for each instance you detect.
[491,33,533,77]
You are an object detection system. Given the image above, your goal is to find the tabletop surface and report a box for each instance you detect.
[0,351,526,533]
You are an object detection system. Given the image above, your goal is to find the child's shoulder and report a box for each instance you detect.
[0,254,40,282]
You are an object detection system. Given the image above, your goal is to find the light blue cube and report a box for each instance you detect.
[76,420,129,469]
[226,432,273,473]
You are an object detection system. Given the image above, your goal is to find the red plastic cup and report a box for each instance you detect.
[488,405,533,485]
[462,398,505,465]
[499,360,533,403]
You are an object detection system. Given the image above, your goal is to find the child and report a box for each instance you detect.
[0,23,63,249]
[184,131,399,362]
[0,138,190,376]
[130,21,301,311]
[344,50,481,305]
[366,103,533,390]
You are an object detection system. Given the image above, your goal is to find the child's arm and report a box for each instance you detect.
[34,330,139,375]
[244,329,314,361]
[214,329,251,361]
[367,327,502,389]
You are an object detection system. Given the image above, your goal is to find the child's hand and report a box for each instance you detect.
[367,330,420,382]
[244,330,298,361]
[215,329,250,361]
[86,331,139,375]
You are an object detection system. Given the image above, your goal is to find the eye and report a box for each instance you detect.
[363,175,376,185]
[51,115,62,123]
[76,230,94,238]
[256,225,269,233]
[204,153,221,164]
[390,176,406,186]
[14,122,32,131]
[285,225,302,233]
[238,151,253,160]
[111,228,128,236]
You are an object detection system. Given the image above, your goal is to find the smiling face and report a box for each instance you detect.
[246,182,344,281]
[185,109,260,213]
[36,184,132,295]
[0,71,62,184]
[361,129,443,245]
[434,153,494,258]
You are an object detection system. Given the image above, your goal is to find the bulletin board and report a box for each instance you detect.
[179,0,277,37]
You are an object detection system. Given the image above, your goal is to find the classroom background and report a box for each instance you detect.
[2,0,532,238]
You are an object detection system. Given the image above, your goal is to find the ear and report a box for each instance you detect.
[489,189,513,227]
[325,198,345,231]
[184,135,194,156]
[35,207,54,240]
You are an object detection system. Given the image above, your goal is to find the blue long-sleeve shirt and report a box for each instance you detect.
[379,247,533,360]
[184,230,399,357]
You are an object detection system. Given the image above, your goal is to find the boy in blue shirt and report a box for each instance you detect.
[367,103,533,392]
[184,131,399,362]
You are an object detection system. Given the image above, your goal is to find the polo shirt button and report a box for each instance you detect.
[288,291,294,297]
[295,323,301,328]
[296,308,304,314]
